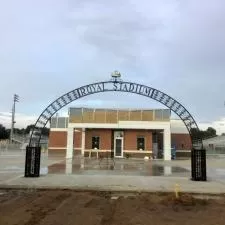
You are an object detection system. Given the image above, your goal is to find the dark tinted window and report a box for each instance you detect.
[137,137,145,150]
[92,136,100,149]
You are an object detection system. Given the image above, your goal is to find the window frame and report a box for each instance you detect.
[92,136,100,149]
[137,136,145,150]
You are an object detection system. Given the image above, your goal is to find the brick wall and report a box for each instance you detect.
[49,129,154,152]
[85,129,112,150]
[74,129,82,149]
[48,131,67,156]
[124,130,152,151]
[48,129,192,159]
[49,131,67,148]
[171,133,192,150]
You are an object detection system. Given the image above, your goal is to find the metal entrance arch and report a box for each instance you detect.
[26,77,206,181]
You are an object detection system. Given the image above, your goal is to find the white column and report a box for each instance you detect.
[66,127,74,159]
[80,157,84,169]
[81,128,86,156]
[163,127,171,160]
[65,159,72,174]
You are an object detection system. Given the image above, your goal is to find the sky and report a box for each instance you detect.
[0,0,225,134]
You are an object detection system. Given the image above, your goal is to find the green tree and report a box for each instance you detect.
[4,124,50,138]
[25,124,49,136]
[25,124,35,134]
[205,127,216,138]
[0,124,9,139]
[190,127,217,140]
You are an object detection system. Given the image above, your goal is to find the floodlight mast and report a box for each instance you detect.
[111,70,121,82]
[10,94,19,143]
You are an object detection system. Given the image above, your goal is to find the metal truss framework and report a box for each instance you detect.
[29,80,203,148]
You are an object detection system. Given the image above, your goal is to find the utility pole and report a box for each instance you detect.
[10,94,19,143]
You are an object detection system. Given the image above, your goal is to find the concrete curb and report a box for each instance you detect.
[0,183,225,195]
[0,185,225,196]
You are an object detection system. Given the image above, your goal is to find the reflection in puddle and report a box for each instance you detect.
[40,167,48,175]
[47,158,190,177]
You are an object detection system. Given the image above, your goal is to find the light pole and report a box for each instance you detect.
[111,70,121,82]
[10,94,19,143]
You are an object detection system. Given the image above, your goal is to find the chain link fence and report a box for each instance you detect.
[0,140,48,155]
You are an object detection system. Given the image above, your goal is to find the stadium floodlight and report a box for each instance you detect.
[111,70,121,78]
[14,94,19,102]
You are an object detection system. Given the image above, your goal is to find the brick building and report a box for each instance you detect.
[48,108,192,160]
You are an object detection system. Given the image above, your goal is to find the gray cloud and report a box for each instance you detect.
[0,0,225,128]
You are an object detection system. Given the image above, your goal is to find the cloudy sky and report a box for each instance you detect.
[0,0,225,133]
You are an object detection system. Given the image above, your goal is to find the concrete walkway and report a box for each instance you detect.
[1,174,225,194]
[1,151,225,194]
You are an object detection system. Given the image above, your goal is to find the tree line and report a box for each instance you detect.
[0,123,219,140]
[0,124,49,140]
[191,127,217,140]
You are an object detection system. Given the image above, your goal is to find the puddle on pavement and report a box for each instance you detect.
[47,159,190,177]
[2,155,225,179]
[0,157,191,177]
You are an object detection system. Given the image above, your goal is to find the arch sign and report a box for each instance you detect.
[26,72,206,181]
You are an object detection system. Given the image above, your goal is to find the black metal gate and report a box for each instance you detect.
[191,148,207,181]
[25,146,41,177]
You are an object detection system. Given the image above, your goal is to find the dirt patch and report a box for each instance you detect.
[0,190,225,225]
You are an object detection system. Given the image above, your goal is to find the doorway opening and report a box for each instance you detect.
[114,131,124,158]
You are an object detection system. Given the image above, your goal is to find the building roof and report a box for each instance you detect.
[203,135,225,145]
[50,115,190,135]
[68,107,171,124]
[170,119,189,134]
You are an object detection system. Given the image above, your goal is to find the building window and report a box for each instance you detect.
[181,143,184,149]
[209,144,214,149]
[137,136,145,150]
[92,136,100,149]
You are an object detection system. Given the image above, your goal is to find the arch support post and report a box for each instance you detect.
[191,148,207,181]
[24,146,41,177]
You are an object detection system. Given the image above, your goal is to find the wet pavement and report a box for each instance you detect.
[47,158,190,177]
[0,150,191,177]
[1,151,225,193]
[1,150,225,185]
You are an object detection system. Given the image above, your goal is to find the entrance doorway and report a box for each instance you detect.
[114,131,124,158]
[152,130,164,159]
